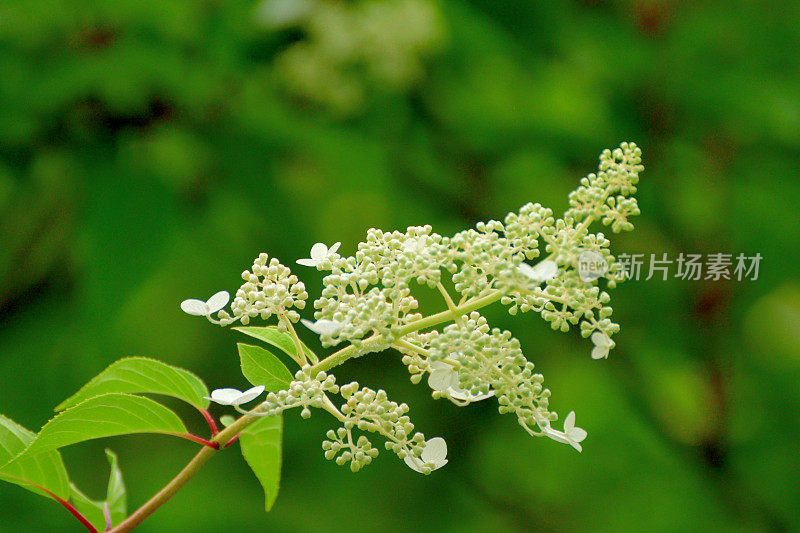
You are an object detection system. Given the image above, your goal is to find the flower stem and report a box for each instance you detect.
[107,415,256,533]
[282,315,310,366]
[308,290,502,374]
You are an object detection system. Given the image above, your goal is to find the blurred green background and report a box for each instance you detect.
[1,0,799,531]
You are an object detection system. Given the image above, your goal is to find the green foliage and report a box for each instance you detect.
[56,357,210,412]
[0,414,70,500]
[238,415,283,512]
[69,449,127,531]
[1,0,799,530]
[234,326,319,364]
[238,343,294,391]
[18,394,186,458]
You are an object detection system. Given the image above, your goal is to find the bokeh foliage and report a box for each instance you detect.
[1,0,799,531]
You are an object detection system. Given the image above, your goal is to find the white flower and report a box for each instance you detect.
[427,361,494,405]
[301,318,345,336]
[591,331,614,359]
[518,259,558,284]
[542,411,587,452]
[404,437,448,473]
[296,242,341,268]
[206,385,265,406]
[427,361,458,391]
[180,290,230,316]
[402,237,426,254]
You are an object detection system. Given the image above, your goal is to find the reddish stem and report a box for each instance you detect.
[40,486,99,533]
[54,495,99,533]
[224,434,241,448]
[180,433,220,450]
[1,474,97,532]
[200,409,219,437]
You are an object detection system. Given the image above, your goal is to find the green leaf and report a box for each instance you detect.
[68,449,127,531]
[56,357,210,411]
[0,414,70,500]
[15,394,186,459]
[69,484,107,532]
[104,449,127,526]
[234,326,319,364]
[238,343,294,391]
[239,414,283,511]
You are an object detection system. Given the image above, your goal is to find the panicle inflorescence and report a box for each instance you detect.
[194,143,643,471]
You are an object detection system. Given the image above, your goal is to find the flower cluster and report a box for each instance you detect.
[323,383,431,472]
[185,143,643,471]
[219,253,309,328]
[397,312,554,435]
[259,366,340,418]
[565,142,643,231]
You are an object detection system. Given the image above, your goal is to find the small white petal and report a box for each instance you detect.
[208,388,244,405]
[447,387,468,401]
[309,242,328,261]
[296,258,317,267]
[429,361,452,372]
[236,385,265,404]
[534,260,558,281]
[181,299,211,316]
[328,242,341,255]
[205,291,230,313]
[301,318,344,336]
[421,437,447,465]
[427,369,454,392]
[569,427,588,442]
[542,425,570,445]
[591,331,613,348]
[564,411,576,432]
[518,260,558,284]
[403,455,424,473]
[517,262,538,279]
[569,440,583,453]
[591,346,608,359]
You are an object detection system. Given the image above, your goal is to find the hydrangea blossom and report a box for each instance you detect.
[541,411,588,452]
[591,331,614,360]
[180,291,230,318]
[301,318,345,336]
[194,143,642,472]
[518,259,558,284]
[403,437,448,473]
[427,360,494,405]
[296,242,341,268]
[206,385,265,406]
